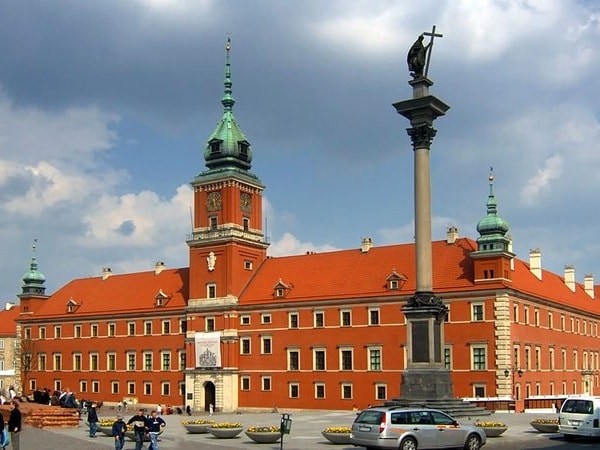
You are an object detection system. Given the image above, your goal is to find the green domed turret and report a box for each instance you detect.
[203,38,253,172]
[21,239,47,296]
[475,170,511,253]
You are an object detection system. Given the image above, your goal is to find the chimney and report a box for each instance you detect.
[155,261,165,275]
[507,235,514,270]
[102,267,112,280]
[529,249,542,280]
[584,274,595,298]
[361,237,373,253]
[446,226,459,244]
[564,265,575,292]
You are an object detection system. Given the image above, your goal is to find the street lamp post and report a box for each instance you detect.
[504,366,524,411]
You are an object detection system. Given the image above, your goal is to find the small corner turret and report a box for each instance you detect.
[471,168,515,282]
[18,239,49,314]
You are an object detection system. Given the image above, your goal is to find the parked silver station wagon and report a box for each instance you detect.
[350,406,486,450]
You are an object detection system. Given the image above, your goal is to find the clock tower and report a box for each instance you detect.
[187,37,269,303]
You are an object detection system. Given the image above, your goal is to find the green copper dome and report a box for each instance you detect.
[476,172,509,235]
[203,37,253,172]
[475,170,511,253]
[21,240,47,296]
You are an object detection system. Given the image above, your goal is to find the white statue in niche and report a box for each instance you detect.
[207,251,217,271]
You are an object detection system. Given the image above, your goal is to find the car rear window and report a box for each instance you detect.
[355,410,385,425]
[562,399,594,414]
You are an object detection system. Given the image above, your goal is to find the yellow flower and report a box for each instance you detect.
[475,421,506,427]
[323,426,352,433]
[181,419,215,425]
[211,422,243,429]
[247,425,280,432]
[531,418,559,424]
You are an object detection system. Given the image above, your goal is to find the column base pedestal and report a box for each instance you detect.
[400,368,453,399]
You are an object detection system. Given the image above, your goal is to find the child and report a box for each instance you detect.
[112,414,127,450]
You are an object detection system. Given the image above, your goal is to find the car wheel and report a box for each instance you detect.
[464,433,482,450]
[400,436,417,450]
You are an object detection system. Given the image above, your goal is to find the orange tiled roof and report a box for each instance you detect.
[240,238,480,304]
[0,304,20,334]
[26,268,189,319]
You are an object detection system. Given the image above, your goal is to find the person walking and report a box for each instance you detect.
[145,410,166,450]
[111,414,127,450]
[0,405,6,450]
[127,408,147,450]
[8,401,21,450]
[87,402,99,438]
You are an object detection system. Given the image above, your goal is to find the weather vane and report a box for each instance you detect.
[407,25,443,79]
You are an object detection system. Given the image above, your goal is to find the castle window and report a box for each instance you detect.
[39,327,46,339]
[243,217,249,231]
[108,323,115,337]
[289,313,298,329]
[55,324,63,337]
[315,383,325,399]
[341,383,353,400]
[241,337,251,355]
[207,284,217,299]
[209,216,218,231]
[288,350,299,370]
[341,310,351,326]
[376,384,387,400]
[205,317,215,332]
[240,315,250,325]
[390,280,399,290]
[24,327,31,339]
[471,304,484,321]
[74,325,82,338]
[244,260,253,270]
[314,311,324,328]
[471,346,487,370]
[261,314,271,324]
[162,320,171,334]
[261,376,271,391]
[241,376,250,391]
[210,141,221,154]
[369,308,380,325]
[276,288,284,297]
[238,141,248,156]
[289,383,299,398]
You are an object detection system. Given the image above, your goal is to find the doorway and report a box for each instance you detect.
[204,381,216,412]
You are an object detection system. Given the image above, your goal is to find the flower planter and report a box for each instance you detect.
[321,431,351,444]
[479,426,507,437]
[98,425,113,436]
[530,422,559,433]
[245,431,282,443]
[208,427,244,439]
[183,423,212,434]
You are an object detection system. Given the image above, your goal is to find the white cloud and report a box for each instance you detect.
[80,184,192,248]
[520,154,562,205]
[267,232,338,257]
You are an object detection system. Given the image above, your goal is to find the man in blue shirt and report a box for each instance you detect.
[145,410,166,450]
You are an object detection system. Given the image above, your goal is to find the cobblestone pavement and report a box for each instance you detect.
[17,410,597,449]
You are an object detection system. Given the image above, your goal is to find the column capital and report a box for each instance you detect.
[407,125,437,149]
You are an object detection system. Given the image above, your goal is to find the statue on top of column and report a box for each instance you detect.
[407,26,443,79]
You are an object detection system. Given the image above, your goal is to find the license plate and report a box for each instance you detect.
[571,421,581,426]
[359,426,371,432]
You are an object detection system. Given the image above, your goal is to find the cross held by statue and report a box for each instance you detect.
[423,25,442,78]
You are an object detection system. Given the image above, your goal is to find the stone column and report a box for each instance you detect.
[392,77,452,399]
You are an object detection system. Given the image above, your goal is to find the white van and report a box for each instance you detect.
[559,395,600,440]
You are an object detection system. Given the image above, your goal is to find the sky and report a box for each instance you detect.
[1,0,600,304]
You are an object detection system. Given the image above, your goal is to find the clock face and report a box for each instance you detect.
[207,192,222,211]
[240,192,252,212]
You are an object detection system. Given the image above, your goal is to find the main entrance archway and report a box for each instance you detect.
[204,381,216,412]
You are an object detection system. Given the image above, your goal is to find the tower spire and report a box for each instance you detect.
[222,36,234,112]
[202,36,254,174]
[21,238,46,296]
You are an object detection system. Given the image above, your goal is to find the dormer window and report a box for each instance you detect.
[386,270,407,291]
[66,298,80,314]
[273,278,292,299]
[210,140,221,154]
[155,289,170,307]
[238,141,249,156]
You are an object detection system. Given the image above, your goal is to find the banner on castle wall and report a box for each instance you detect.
[195,332,221,368]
